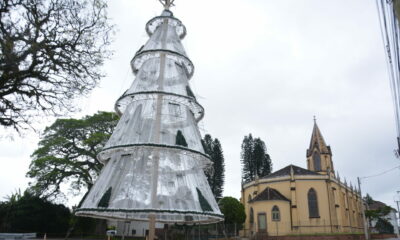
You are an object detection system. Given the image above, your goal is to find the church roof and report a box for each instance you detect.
[262,164,320,179]
[249,187,289,203]
[307,121,331,157]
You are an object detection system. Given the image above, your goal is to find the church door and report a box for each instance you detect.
[257,213,267,232]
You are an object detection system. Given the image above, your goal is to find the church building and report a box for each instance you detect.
[240,121,364,236]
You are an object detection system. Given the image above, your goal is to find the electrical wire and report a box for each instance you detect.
[376,0,400,153]
[360,165,400,179]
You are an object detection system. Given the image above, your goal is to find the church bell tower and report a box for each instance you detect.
[306,119,334,176]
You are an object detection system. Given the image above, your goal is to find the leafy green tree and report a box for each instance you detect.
[27,111,118,199]
[0,189,71,235]
[241,134,272,182]
[364,194,394,234]
[0,0,114,131]
[375,218,394,234]
[201,134,225,199]
[218,197,246,234]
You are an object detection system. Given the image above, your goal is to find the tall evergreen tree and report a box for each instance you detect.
[253,138,272,177]
[201,134,225,199]
[241,134,254,182]
[241,134,272,182]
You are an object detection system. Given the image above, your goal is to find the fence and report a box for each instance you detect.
[238,220,365,240]
[6,221,365,240]
[113,220,364,240]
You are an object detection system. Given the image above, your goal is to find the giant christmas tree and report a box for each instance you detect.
[76,0,223,230]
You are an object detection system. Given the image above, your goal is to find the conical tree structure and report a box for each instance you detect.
[76,8,223,223]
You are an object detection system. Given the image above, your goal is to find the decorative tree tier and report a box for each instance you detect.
[76,9,223,224]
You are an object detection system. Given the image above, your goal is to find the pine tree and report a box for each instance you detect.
[211,139,225,199]
[253,138,272,177]
[241,134,272,182]
[201,134,225,199]
[240,134,254,182]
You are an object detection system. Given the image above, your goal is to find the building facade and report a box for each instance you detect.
[241,122,364,236]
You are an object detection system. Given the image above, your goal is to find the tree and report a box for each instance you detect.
[218,197,246,235]
[0,189,71,235]
[0,0,113,131]
[241,134,254,183]
[201,134,225,199]
[364,194,395,234]
[253,138,272,178]
[375,218,394,234]
[241,134,272,182]
[365,193,374,205]
[27,111,118,200]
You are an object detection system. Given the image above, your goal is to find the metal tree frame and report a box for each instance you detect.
[75,3,223,239]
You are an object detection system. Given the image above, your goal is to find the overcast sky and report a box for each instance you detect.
[1,0,400,209]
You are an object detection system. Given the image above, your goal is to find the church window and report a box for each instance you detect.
[250,207,254,224]
[272,205,280,221]
[248,194,252,202]
[313,151,321,171]
[308,188,319,218]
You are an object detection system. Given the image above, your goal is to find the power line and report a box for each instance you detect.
[376,0,400,155]
[360,165,400,179]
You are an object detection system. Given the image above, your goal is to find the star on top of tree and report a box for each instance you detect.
[159,0,175,10]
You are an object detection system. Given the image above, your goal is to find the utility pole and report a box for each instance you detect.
[357,177,369,240]
[395,191,400,238]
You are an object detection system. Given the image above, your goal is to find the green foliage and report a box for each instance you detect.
[196,188,213,212]
[0,190,71,234]
[375,218,394,234]
[241,134,272,182]
[67,214,106,237]
[365,209,380,220]
[98,187,112,208]
[27,111,119,199]
[175,130,188,147]
[366,205,392,220]
[201,134,225,199]
[364,194,395,234]
[218,197,246,226]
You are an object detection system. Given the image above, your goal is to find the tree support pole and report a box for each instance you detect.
[148,19,168,240]
[395,197,400,239]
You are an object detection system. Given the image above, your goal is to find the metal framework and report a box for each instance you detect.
[76,5,223,227]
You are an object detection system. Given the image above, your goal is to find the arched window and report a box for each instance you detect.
[272,205,280,221]
[308,188,319,218]
[248,194,252,202]
[313,151,321,171]
[250,207,254,224]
